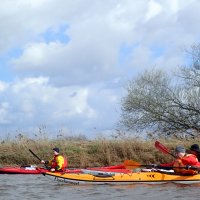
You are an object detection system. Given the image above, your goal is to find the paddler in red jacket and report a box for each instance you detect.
[159,145,200,175]
[41,147,67,172]
[188,144,200,161]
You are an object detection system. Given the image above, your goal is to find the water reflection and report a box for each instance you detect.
[1,175,200,200]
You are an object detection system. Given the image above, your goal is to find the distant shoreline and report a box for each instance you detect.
[0,137,199,167]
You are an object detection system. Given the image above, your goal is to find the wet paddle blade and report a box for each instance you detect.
[124,160,155,169]
[123,160,141,169]
[155,141,170,155]
[155,141,176,158]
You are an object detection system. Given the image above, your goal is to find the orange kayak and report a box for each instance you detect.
[44,171,200,184]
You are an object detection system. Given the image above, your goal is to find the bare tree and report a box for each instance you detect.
[120,45,200,138]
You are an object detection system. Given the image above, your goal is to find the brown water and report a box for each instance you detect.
[0,174,200,200]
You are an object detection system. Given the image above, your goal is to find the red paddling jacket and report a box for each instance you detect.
[47,155,67,171]
[160,154,200,175]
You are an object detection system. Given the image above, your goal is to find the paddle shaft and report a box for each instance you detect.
[29,149,42,162]
[127,165,198,170]
[124,160,199,170]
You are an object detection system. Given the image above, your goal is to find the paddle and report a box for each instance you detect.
[29,149,50,170]
[29,149,42,162]
[155,141,176,158]
[123,160,157,169]
[123,159,198,170]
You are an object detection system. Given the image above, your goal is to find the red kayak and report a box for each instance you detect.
[0,166,81,174]
[0,166,49,174]
[0,164,130,174]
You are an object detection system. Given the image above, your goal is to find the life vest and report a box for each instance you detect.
[50,155,67,171]
[173,154,198,175]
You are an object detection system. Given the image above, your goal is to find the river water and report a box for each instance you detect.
[0,174,200,200]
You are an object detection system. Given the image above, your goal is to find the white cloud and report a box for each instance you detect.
[145,0,163,21]
[0,81,8,92]
[0,77,120,137]
[0,0,200,137]
[0,102,10,124]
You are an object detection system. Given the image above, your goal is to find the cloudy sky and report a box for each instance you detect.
[0,0,199,138]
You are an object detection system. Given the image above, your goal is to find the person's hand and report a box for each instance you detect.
[185,165,197,170]
[150,164,158,168]
[50,168,55,172]
[185,165,191,170]
[41,160,49,165]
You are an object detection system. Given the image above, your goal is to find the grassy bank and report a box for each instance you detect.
[0,136,200,167]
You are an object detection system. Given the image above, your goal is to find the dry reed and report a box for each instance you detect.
[1,134,200,167]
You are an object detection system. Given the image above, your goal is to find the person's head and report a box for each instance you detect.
[175,145,186,158]
[190,144,200,155]
[53,147,60,155]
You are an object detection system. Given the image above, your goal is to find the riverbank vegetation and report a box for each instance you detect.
[1,133,200,167]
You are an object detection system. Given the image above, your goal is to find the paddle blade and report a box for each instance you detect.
[155,141,176,158]
[123,160,141,169]
[155,141,170,155]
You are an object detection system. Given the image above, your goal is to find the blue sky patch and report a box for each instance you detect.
[0,63,14,82]
[150,45,165,59]
[0,48,22,81]
[118,43,138,64]
[41,24,70,44]
[7,47,23,59]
